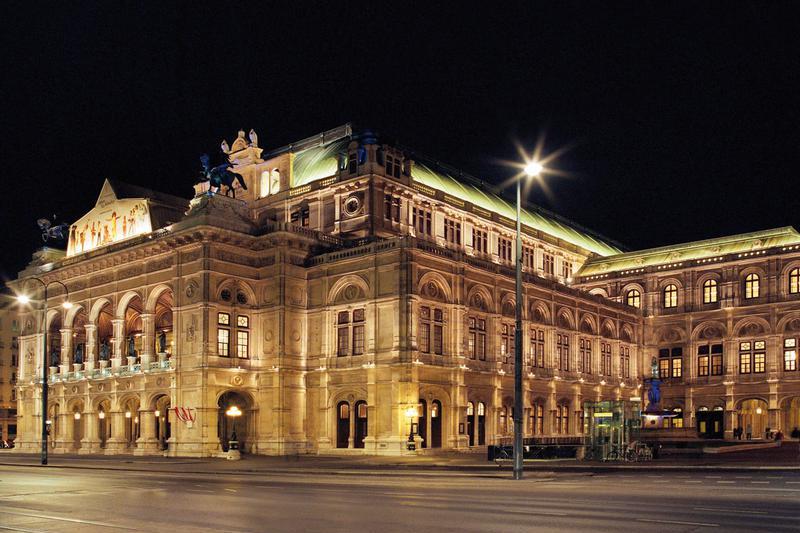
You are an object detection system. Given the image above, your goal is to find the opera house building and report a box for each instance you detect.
[9,125,800,456]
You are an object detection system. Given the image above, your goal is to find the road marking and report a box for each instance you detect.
[787,481,800,484]
[684,480,703,483]
[716,481,735,484]
[704,476,721,479]
[0,525,46,533]
[751,481,770,484]
[0,509,138,530]
[694,507,767,515]
[637,518,719,528]
[224,488,237,493]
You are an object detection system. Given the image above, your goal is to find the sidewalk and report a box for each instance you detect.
[1,443,798,476]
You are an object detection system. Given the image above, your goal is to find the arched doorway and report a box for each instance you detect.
[467,402,475,446]
[782,397,800,436]
[430,400,442,448]
[354,400,368,449]
[739,399,768,439]
[336,401,350,449]
[218,391,251,452]
[121,397,140,449]
[153,395,171,450]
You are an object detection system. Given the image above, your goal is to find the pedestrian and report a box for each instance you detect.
[746,424,752,440]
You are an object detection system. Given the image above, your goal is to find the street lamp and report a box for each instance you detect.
[225,405,242,450]
[511,157,544,480]
[405,406,418,450]
[15,277,71,466]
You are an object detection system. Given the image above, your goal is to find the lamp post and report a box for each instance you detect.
[16,278,71,466]
[512,161,543,480]
[405,406,418,451]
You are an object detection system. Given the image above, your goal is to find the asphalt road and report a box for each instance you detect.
[0,466,798,532]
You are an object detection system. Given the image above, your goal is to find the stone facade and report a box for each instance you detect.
[0,297,20,443]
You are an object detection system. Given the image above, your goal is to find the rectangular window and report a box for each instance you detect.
[385,155,401,178]
[561,261,573,279]
[433,309,443,355]
[419,306,431,354]
[352,324,365,355]
[348,152,358,174]
[384,194,400,222]
[542,253,555,276]
[739,340,765,374]
[600,342,612,376]
[739,352,751,374]
[698,355,709,376]
[557,333,570,371]
[579,338,592,374]
[337,327,349,356]
[785,338,797,371]
[218,312,230,325]
[444,219,461,245]
[523,246,535,270]
[754,351,766,373]
[237,315,249,328]
[529,328,545,368]
[620,345,630,378]
[217,328,230,357]
[498,237,512,263]
[501,324,514,364]
[476,319,486,360]
[472,228,488,254]
[236,331,249,358]
[412,207,432,236]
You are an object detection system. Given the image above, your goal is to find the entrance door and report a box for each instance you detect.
[418,400,428,448]
[336,402,350,448]
[467,402,475,446]
[477,402,486,445]
[354,401,367,449]
[697,410,724,439]
[431,400,442,448]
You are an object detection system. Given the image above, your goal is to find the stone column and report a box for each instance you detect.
[60,328,73,375]
[135,409,159,455]
[104,411,126,453]
[80,409,100,454]
[84,324,97,371]
[111,319,125,368]
[140,313,155,367]
[55,411,71,453]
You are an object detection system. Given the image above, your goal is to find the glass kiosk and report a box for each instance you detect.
[583,400,642,461]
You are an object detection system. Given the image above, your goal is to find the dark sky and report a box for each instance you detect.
[2,2,799,281]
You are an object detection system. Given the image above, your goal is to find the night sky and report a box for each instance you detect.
[2,3,799,282]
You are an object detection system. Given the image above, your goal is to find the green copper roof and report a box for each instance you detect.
[411,162,622,256]
[290,138,349,188]
[578,226,800,277]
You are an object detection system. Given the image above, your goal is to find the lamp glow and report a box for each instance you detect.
[74,412,81,420]
[125,411,132,419]
[98,411,105,420]
[17,294,30,305]
[756,407,763,415]
[405,406,418,418]
[226,405,242,417]
[524,161,543,177]
[62,301,73,310]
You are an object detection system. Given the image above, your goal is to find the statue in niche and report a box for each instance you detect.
[99,340,110,361]
[74,344,84,364]
[50,347,60,367]
[158,331,167,353]
[127,336,136,358]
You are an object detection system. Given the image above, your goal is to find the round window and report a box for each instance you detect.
[343,196,361,217]
[236,291,248,305]
[220,289,232,302]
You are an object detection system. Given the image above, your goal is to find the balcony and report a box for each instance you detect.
[47,359,173,383]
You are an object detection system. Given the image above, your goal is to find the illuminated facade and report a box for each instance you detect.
[575,228,800,439]
[0,296,20,443]
[12,124,795,457]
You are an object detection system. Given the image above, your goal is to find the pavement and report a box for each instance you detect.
[1,461,799,532]
[1,441,799,475]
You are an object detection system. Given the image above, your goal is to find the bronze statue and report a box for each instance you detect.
[199,154,247,198]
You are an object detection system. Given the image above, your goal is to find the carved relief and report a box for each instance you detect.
[147,257,174,272]
[185,280,199,301]
[118,264,144,280]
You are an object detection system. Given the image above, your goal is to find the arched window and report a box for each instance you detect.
[744,273,760,299]
[625,289,641,309]
[663,284,678,308]
[789,268,800,294]
[270,169,281,195]
[556,404,570,434]
[702,279,718,304]
[670,407,684,429]
[260,171,270,198]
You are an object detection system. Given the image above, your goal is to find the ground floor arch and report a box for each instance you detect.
[217,390,252,453]
[782,397,800,436]
[738,398,769,439]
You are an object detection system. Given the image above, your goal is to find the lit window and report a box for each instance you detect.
[703,279,718,304]
[236,331,249,358]
[672,408,684,428]
[217,328,230,357]
[237,315,249,328]
[663,284,678,308]
[697,343,723,377]
[739,340,765,374]
[658,347,682,378]
[556,404,570,434]
[784,338,797,371]
[744,273,760,299]
[218,313,230,326]
[626,289,641,309]
[790,268,800,294]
